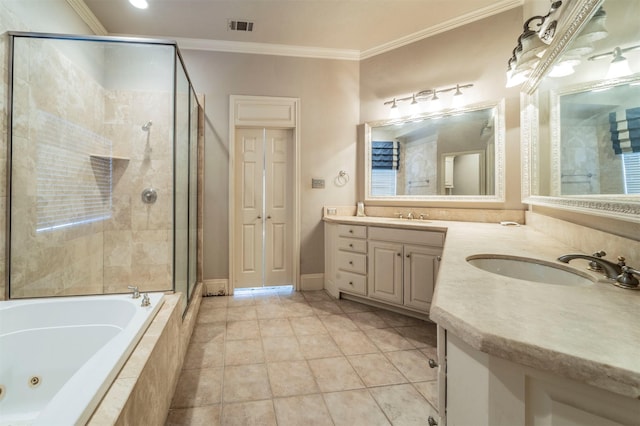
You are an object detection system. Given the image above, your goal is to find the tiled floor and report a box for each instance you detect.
[166,288,439,426]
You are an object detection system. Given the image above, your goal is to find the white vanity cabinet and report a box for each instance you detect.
[441,329,640,426]
[324,220,444,314]
[368,227,442,311]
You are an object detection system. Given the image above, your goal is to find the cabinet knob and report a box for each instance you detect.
[349,281,353,285]
[349,244,353,248]
[397,253,401,257]
[349,261,353,265]
[428,358,438,368]
[406,254,411,258]
[428,416,438,426]
[436,256,442,261]
[349,229,353,233]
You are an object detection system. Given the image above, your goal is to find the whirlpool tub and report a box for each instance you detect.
[0,292,164,425]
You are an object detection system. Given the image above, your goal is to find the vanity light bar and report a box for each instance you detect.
[383,83,473,108]
[588,44,640,62]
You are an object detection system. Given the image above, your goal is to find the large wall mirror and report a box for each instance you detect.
[522,0,640,222]
[364,100,505,203]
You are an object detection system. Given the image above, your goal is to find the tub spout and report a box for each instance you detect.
[127,286,140,299]
[557,254,622,280]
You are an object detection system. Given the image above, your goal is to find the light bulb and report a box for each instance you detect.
[607,48,632,79]
[129,0,149,9]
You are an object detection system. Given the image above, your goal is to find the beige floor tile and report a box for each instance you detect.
[273,394,333,426]
[308,357,364,392]
[365,327,415,352]
[297,334,342,359]
[335,299,376,313]
[262,336,304,362]
[331,330,379,355]
[221,400,277,426]
[226,320,260,340]
[200,296,228,308]
[414,381,439,410]
[348,353,407,387]
[227,295,255,307]
[166,404,221,426]
[386,349,437,382]
[320,314,359,334]
[370,383,437,426]
[278,291,307,303]
[290,316,328,336]
[281,302,315,317]
[223,364,272,403]
[267,360,319,397]
[395,324,438,348]
[259,318,294,337]
[348,311,390,330]
[183,340,225,370]
[196,308,227,324]
[302,290,333,302]
[256,303,289,319]
[323,389,391,426]
[224,338,264,365]
[253,293,281,305]
[190,322,226,343]
[308,300,344,316]
[170,367,223,408]
[226,306,257,321]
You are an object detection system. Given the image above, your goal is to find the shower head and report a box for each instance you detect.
[142,121,153,131]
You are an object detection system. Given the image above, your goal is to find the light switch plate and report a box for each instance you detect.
[312,178,325,189]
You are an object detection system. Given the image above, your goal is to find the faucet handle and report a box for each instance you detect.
[616,265,640,289]
[141,293,151,307]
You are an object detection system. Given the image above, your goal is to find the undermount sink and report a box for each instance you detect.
[466,255,595,287]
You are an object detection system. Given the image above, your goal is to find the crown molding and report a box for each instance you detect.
[66,0,107,35]
[174,37,361,61]
[75,0,522,61]
[360,0,523,59]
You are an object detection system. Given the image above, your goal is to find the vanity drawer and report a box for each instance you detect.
[337,237,367,253]
[337,252,367,274]
[336,270,366,295]
[338,224,367,239]
[368,226,444,247]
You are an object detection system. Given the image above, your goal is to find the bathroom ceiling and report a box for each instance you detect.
[84,0,522,57]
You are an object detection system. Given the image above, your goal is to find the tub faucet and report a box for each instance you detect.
[557,254,622,280]
[141,293,151,307]
[127,286,141,299]
[407,212,414,220]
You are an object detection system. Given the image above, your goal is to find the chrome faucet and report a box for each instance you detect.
[557,253,623,280]
[127,285,141,299]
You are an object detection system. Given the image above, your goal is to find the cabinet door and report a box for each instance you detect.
[368,240,403,304]
[403,244,441,311]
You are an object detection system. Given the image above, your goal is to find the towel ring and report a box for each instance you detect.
[335,170,349,187]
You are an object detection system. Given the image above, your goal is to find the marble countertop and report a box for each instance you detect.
[323,215,640,399]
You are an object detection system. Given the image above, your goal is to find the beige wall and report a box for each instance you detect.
[180,51,360,279]
[360,8,525,210]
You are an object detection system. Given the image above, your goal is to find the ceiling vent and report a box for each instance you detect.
[228,20,254,32]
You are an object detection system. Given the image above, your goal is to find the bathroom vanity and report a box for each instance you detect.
[323,214,640,425]
[324,216,445,317]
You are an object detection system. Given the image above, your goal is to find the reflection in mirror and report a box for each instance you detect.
[365,101,504,202]
[552,80,640,197]
[521,0,640,221]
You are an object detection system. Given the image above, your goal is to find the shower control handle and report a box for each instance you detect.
[141,188,158,204]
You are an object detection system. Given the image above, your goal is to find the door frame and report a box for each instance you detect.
[229,95,301,294]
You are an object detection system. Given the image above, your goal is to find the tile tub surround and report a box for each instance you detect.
[323,215,640,399]
[166,288,439,425]
[89,284,203,425]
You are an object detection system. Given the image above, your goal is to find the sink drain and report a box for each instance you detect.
[28,376,41,388]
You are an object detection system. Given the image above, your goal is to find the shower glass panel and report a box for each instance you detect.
[188,88,199,300]
[7,33,200,309]
[174,56,190,313]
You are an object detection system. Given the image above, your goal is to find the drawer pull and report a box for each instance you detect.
[349,261,353,265]
[349,229,353,233]
[349,281,353,285]
[428,358,438,368]
[349,243,354,248]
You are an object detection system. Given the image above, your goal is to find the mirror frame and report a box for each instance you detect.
[364,100,506,204]
[521,0,640,223]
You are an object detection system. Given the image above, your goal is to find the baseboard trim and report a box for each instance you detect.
[203,279,229,296]
[300,273,324,291]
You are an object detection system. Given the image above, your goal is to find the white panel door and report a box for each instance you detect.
[234,128,293,288]
[235,128,264,288]
[264,129,293,286]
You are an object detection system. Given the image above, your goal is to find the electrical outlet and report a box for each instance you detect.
[327,208,337,215]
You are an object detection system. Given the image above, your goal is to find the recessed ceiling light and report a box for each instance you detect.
[129,0,148,9]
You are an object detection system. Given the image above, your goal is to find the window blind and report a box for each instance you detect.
[372,141,400,170]
[35,111,113,232]
[623,152,640,194]
[609,107,640,154]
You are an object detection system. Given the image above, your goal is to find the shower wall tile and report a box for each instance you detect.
[104,230,133,267]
